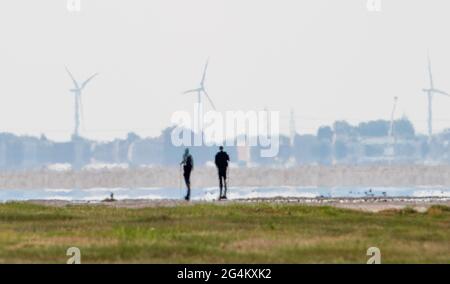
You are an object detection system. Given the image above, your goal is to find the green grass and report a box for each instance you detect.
[0,202,448,263]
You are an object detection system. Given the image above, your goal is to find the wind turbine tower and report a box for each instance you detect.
[388,96,398,139]
[422,54,449,140]
[289,109,296,147]
[384,96,398,162]
[65,67,98,139]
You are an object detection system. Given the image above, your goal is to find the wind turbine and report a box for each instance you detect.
[183,59,216,134]
[65,67,98,138]
[422,54,449,140]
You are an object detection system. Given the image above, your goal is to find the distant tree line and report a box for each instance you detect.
[0,117,449,169]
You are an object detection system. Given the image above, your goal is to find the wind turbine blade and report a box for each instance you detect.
[182,88,201,94]
[202,89,216,110]
[65,66,79,89]
[81,73,99,89]
[427,53,434,88]
[201,58,209,85]
[433,89,450,97]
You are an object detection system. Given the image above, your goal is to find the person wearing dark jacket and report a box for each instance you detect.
[180,148,194,201]
[214,146,230,200]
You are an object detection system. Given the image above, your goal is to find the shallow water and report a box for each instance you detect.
[0,186,449,202]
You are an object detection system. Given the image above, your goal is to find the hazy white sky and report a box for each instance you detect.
[0,0,450,141]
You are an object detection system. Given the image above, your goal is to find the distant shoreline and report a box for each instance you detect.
[1,165,450,189]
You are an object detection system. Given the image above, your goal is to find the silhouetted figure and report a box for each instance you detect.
[215,146,230,200]
[180,148,194,201]
[102,192,116,202]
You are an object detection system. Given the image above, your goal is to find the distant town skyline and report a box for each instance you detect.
[0,0,450,142]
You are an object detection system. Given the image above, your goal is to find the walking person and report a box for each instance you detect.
[215,146,230,200]
[180,148,194,201]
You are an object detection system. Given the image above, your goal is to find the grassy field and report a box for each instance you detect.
[0,202,448,263]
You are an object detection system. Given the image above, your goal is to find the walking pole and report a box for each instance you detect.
[224,167,229,198]
[179,164,182,199]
